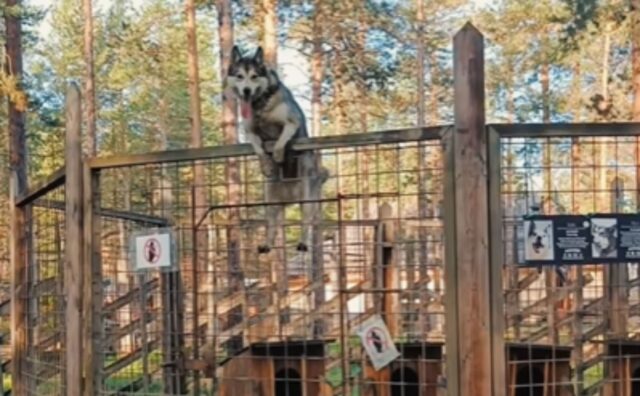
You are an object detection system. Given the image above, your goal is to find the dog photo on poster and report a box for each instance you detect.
[522,215,591,265]
[590,215,619,261]
[523,217,555,263]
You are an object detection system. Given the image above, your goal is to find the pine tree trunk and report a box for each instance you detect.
[185,2,207,389]
[186,0,203,150]
[416,0,425,126]
[217,0,243,295]
[84,0,97,156]
[5,1,28,394]
[541,62,550,123]
[311,0,323,137]
[632,0,640,120]
[262,0,278,67]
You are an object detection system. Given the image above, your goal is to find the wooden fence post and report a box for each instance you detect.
[444,22,505,396]
[83,165,102,395]
[65,82,84,395]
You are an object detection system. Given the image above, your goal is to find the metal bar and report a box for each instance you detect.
[87,126,447,170]
[490,122,640,138]
[16,166,65,207]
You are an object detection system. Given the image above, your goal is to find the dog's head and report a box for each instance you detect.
[226,46,272,102]
[592,222,616,254]
[528,221,550,253]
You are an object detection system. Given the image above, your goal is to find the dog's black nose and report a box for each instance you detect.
[243,88,251,97]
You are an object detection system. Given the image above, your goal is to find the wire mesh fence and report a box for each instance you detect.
[21,188,67,395]
[79,132,447,395]
[500,133,640,396]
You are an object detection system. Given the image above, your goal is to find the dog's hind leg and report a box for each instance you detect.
[258,202,283,254]
[258,181,284,254]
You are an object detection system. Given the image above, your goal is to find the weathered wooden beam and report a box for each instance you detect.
[34,198,169,226]
[446,22,502,396]
[16,166,65,207]
[64,82,84,395]
[83,166,102,396]
[87,126,447,170]
[103,278,159,314]
[490,122,640,138]
[103,339,159,378]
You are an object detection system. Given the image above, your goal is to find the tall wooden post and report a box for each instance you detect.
[65,82,84,394]
[445,23,505,396]
[83,165,102,395]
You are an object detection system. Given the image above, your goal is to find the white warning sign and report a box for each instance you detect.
[131,228,176,272]
[355,315,400,371]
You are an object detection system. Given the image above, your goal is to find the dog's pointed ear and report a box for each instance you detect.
[231,45,242,63]
[254,46,264,64]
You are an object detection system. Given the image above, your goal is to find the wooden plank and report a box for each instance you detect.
[103,278,159,314]
[87,126,447,170]
[488,127,506,396]
[443,127,460,396]
[490,122,640,138]
[83,167,102,396]
[16,166,65,207]
[34,199,169,226]
[64,82,84,395]
[451,22,493,396]
[103,340,159,378]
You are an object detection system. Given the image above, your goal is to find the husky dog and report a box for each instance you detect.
[226,46,328,254]
[591,219,617,258]
[525,220,553,261]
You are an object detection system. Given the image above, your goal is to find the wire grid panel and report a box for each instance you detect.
[500,134,640,396]
[21,188,67,395]
[94,137,446,395]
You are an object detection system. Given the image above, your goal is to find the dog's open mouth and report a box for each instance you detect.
[240,101,252,119]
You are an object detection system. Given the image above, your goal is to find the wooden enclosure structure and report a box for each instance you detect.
[602,340,640,396]
[506,343,573,396]
[9,22,640,396]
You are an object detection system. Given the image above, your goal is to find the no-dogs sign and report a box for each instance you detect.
[355,315,400,371]
[130,228,177,272]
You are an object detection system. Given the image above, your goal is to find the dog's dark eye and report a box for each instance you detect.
[250,75,257,80]
[236,74,244,80]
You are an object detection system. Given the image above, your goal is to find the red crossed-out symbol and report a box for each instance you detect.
[366,327,386,354]
[144,238,161,264]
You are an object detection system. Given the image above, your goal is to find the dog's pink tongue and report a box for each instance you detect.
[240,101,252,119]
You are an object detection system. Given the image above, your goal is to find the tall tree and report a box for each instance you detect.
[83,0,96,156]
[216,0,243,294]
[186,0,203,150]
[310,0,324,137]
[633,0,640,120]
[4,1,27,394]
[416,0,425,126]
[262,0,278,67]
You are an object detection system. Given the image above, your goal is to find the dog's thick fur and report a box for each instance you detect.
[226,46,328,254]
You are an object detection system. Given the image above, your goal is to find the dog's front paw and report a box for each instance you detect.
[259,156,276,178]
[273,145,285,164]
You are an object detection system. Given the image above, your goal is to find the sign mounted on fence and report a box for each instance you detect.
[354,315,400,371]
[130,228,177,272]
[519,214,640,266]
